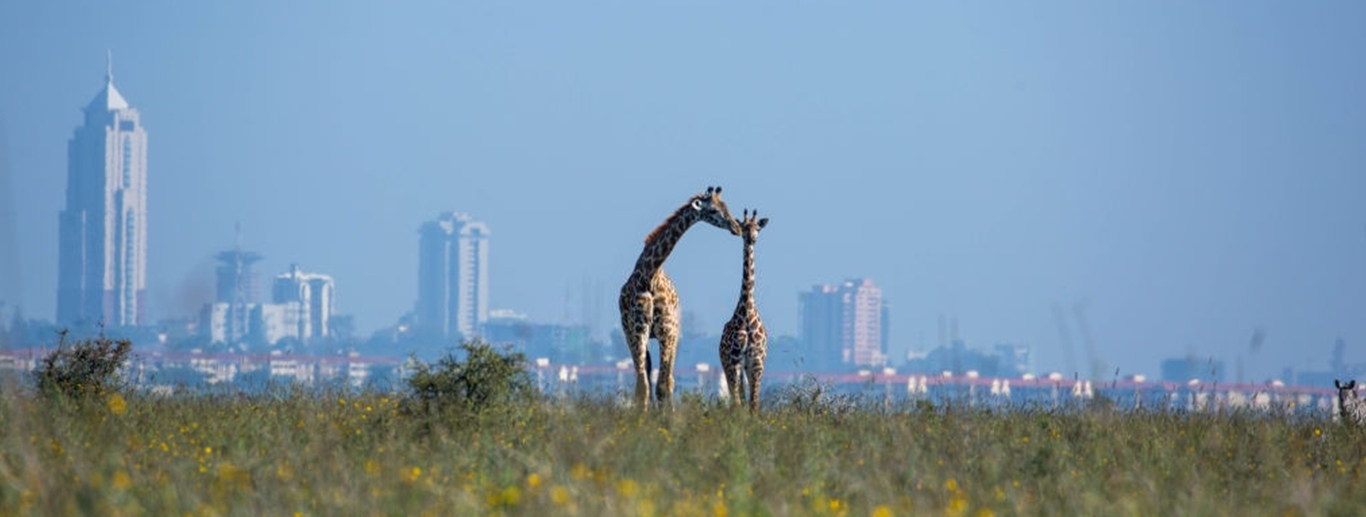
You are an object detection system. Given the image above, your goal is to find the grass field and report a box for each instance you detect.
[2,380,1364,517]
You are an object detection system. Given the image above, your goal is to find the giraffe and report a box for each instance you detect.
[619,186,741,410]
[1336,379,1365,425]
[720,209,769,412]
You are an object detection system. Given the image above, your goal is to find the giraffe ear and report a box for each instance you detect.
[1351,380,1359,390]
[691,199,703,211]
[757,218,769,229]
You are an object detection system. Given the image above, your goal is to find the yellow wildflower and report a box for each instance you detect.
[712,499,728,517]
[504,485,522,505]
[551,485,570,506]
[111,470,131,490]
[616,478,639,498]
[946,494,968,517]
[527,473,541,488]
[107,393,127,415]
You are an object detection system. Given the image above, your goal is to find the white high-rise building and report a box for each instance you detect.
[416,212,490,339]
[272,264,335,344]
[57,54,148,327]
[201,259,337,347]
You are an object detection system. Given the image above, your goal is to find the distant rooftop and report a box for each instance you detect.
[85,51,129,112]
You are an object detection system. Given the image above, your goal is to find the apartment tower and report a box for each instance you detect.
[415,212,489,339]
[799,278,886,369]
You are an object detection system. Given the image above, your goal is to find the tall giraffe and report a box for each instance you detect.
[720,209,769,412]
[619,186,741,409]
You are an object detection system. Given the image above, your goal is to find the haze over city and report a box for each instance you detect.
[1,2,1363,381]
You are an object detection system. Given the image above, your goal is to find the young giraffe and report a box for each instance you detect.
[720,209,769,412]
[619,186,741,410]
[1336,379,1366,425]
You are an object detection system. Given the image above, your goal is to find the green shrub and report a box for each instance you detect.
[35,331,132,398]
[404,339,536,414]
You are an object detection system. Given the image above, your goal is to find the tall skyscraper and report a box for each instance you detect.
[799,278,886,369]
[415,212,490,340]
[56,55,148,327]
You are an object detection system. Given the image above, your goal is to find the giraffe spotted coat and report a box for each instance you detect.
[720,210,769,412]
[619,187,740,410]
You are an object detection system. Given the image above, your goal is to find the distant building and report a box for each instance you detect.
[202,301,298,347]
[993,343,1031,377]
[57,55,149,327]
[1282,338,1364,386]
[211,239,262,344]
[880,300,891,359]
[483,310,596,364]
[799,278,885,369]
[201,258,337,348]
[798,284,842,369]
[415,212,490,340]
[903,339,1029,377]
[272,264,335,344]
[1160,356,1226,384]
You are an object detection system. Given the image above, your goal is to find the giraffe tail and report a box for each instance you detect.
[645,350,653,380]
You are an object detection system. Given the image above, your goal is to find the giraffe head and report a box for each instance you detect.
[738,209,769,244]
[690,186,742,236]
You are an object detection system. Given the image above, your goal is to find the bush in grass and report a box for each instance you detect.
[770,373,863,415]
[404,339,536,414]
[35,330,132,398]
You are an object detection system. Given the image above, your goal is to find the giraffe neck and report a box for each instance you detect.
[734,239,756,316]
[630,203,700,283]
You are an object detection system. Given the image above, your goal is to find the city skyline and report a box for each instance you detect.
[1,3,1363,380]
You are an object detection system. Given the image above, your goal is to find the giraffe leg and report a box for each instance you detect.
[632,329,652,410]
[654,320,679,406]
[729,362,745,407]
[652,285,681,407]
[720,331,740,406]
[747,353,764,414]
[624,294,654,410]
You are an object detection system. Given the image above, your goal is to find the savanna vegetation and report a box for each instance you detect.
[1,338,1363,516]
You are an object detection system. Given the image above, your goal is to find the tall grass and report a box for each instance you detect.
[1,381,1363,516]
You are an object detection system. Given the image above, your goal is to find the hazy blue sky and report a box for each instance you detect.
[2,2,1363,380]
